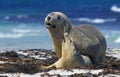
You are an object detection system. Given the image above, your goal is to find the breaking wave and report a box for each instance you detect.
[12,29,42,33]
[0,33,24,38]
[111,5,120,13]
[103,30,120,44]
[72,18,116,24]
[4,16,10,20]
[0,32,41,39]
[115,37,120,43]
[0,28,46,39]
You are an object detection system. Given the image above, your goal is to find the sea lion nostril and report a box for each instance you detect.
[47,23,51,25]
[47,16,51,21]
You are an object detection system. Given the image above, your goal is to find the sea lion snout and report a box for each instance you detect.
[45,15,51,25]
[45,15,56,28]
[47,16,51,21]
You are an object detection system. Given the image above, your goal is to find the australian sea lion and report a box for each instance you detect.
[44,12,106,69]
[42,32,93,69]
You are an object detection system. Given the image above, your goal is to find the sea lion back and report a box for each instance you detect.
[69,24,106,64]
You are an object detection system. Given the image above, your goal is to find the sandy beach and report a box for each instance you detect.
[0,48,120,77]
[0,0,120,77]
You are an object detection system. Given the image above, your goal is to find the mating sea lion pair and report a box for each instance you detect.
[44,12,107,69]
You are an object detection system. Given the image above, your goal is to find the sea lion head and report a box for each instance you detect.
[45,12,72,58]
[45,12,72,33]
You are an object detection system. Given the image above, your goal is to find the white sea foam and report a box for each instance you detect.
[0,28,46,39]
[0,33,24,38]
[115,37,120,43]
[102,30,120,44]
[0,32,41,39]
[4,16,10,20]
[13,29,31,33]
[72,18,116,24]
[111,5,120,12]
[12,29,45,33]
[12,29,42,33]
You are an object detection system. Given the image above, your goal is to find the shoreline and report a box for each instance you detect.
[0,48,120,77]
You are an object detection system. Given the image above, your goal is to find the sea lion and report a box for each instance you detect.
[42,32,93,69]
[44,12,106,68]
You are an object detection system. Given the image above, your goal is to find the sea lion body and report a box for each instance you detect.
[69,25,106,64]
[44,12,107,69]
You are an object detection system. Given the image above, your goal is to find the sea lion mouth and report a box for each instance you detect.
[46,23,56,28]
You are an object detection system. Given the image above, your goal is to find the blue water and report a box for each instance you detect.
[0,0,120,50]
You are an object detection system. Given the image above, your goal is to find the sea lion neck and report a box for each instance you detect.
[48,29,63,58]
[47,24,64,58]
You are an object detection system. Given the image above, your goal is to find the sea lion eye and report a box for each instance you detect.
[57,15,60,20]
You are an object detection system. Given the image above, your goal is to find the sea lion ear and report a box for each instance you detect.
[63,20,70,33]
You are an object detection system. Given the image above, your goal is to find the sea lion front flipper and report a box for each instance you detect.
[63,32,93,67]
[63,32,76,53]
[62,32,85,68]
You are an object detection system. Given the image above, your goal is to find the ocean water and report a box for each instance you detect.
[0,0,120,50]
